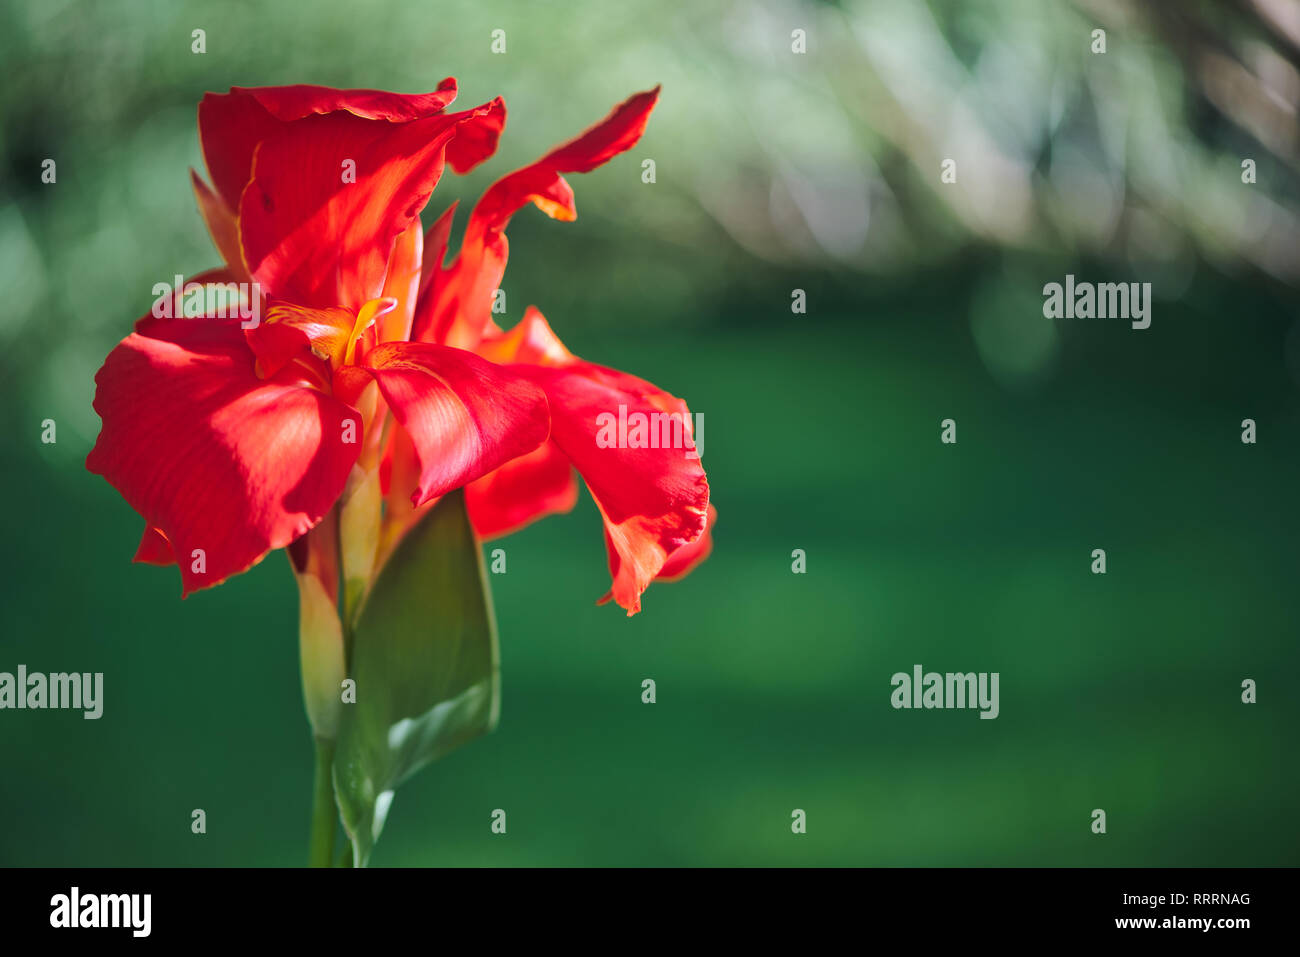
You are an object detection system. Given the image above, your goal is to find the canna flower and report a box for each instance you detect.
[87,79,712,616]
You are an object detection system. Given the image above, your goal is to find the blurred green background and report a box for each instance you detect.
[2,0,1299,865]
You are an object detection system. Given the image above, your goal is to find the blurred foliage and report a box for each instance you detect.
[3,0,1299,442]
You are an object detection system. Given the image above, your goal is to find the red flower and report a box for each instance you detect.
[87,80,712,614]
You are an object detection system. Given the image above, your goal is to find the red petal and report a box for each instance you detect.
[133,525,175,566]
[241,80,460,122]
[355,341,550,506]
[239,110,455,308]
[446,97,506,174]
[87,319,361,595]
[465,440,577,539]
[411,202,458,337]
[538,86,661,173]
[474,306,578,367]
[198,92,287,215]
[417,88,660,348]
[481,309,708,614]
[379,414,423,525]
[198,80,460,211]
[473,85,660,232]
[651,503,715,581]
[190,170,249,282]
[376,220,424,345]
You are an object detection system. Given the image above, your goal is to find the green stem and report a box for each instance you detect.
[309,737,337,867]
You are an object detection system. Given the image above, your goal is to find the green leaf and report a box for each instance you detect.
[332,488,500,867]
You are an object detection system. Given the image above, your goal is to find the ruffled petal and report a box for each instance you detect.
[238,80,461,123]
[474,85,660,230]
[446,97,506,174]
[644,503,715,582]
[416,87,659,348]
[198,79,461,211]
[238,101,500,309]
[480,309,708,614]
[352,341,550,506]
[87,318,362,595]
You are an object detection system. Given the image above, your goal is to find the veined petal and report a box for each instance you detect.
[465,440,577,539]
[542,372,707,615]
[416,88,659,348]
[238,99,505,309]
[482,309,708,614]
[374,417,435,574]
[356,341,550,506]
[475,85,661,230]
[87,318,362,595]
[474,305,578,367]
[416,201,458,301]
[644,502,715,582]
[376,219,424,346]
[198,79,461,211]
[239,80,461,123]
[238,112,446,309]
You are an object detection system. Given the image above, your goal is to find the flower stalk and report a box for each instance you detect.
[309,736,337,867]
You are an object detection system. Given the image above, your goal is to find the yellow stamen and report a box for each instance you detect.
[344,298,398,367]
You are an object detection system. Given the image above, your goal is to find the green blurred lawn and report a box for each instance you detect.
[3,285,1297,866]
